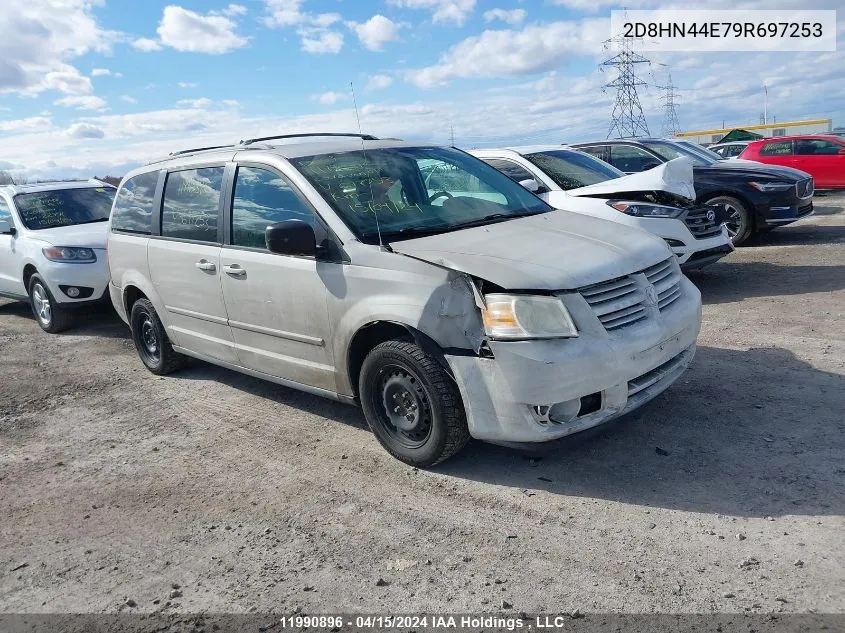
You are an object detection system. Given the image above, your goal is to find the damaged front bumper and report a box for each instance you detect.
[445,277,701,443]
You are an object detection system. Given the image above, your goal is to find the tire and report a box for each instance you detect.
[707,195,753,246]
[28,274,73,333]
[359,340,470,467]
[129,298,184,375]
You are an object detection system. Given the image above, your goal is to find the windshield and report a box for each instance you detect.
[14,187,116,230]
[640,140,715,167]
[291,146,551,242]
[524,149,624,190]
[676,140,725,162]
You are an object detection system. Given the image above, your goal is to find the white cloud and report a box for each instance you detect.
[178,82,198,88]
[406,19,609,88]
[132,37,162,52]
[91,68,112,77]
[0,116,51,133]
[154,6,249,54]
[222,99,239,107]
[41,66,93,95]
[366,74,393,91]
[483,8,526,25]
[121,95,138,104]
[221,4,248,16]
[300,30,343,54]
[66,122,104,139]
[263,0,306,27]
[0,0,119,97]
[312,91,348,105]
[54,95,107,110]
[387,0,476,26]
[347,15,402,52]
[176,97,213,108]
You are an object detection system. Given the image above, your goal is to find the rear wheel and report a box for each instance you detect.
[707,195,753,246]
[28,274,73,333]
[129,298,184,375]
[359,340,470,467]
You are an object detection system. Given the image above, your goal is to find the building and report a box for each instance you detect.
[675,119,833,146]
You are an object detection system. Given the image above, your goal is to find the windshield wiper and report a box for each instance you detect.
[74,218,109,224]
[375,224,453,240]
[450,211,541,230]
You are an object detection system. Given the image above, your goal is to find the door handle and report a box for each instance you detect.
[223,264,246,277]
[195,260,216,272]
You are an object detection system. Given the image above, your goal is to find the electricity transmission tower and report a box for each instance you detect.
[601,30,651,139]
[656,71,682,137]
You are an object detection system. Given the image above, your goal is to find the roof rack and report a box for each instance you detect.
[169,144,235,156]
[238,132,378,146]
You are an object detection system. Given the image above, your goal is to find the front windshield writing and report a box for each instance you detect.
[291,146,551,242]
[14,187,116,230]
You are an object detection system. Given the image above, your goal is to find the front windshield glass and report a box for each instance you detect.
[14,187,116,230]
[291,146,551,242]
[640,140,714,167]
[677,140,724,162]
[525,149,624,190]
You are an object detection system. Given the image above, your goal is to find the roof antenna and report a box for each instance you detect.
[350,81,384,249]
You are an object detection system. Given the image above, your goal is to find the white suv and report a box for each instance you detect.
[0,180,116,332]
[108,133,702,466]
[470,146,733,270]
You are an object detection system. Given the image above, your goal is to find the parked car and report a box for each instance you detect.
[0,180,116,332]
[570,138,814,245]
[708,141,750,159]
[470,146,732,270]
[107,133,702,467]
[738,135,845,189]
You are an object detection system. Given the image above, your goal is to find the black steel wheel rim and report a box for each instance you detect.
[137,312,160,363]
[372,363,433,449]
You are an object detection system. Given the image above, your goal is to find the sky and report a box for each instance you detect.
[1,0,843,179]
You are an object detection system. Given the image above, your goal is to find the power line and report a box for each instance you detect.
[655,70,681,137]
[600,19,651,139]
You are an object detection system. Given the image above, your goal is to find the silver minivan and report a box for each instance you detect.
[107,133,702,466]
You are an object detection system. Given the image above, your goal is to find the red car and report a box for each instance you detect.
[739,135,845,189]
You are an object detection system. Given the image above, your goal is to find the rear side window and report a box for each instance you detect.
[161,167,224,242]
[231,166,315,249]
[761,141,792,156]
[794,139,842,155]
[111,171,158,234]
[483,159,536,184]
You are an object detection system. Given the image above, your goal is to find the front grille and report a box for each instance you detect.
[580,257,683,331]
[684,206,723,239]
[796,178,814,199]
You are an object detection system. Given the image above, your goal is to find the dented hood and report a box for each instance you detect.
[391,210,670,290]
[567,157,696,201]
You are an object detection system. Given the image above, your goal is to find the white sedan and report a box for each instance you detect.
[470,146,733,270]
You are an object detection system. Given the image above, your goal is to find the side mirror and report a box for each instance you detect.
[518,178,547,194]
[0,220,15,235]
[265,220,317,257]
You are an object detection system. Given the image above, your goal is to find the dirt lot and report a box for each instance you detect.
[1,195,844,618]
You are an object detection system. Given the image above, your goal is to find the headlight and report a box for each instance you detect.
[606,200,684,218]
[42,246,97,263]
[482,294,578,340]
[749,181,793,192]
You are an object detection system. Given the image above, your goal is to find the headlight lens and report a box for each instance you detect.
[749,181,793,192]
[42,246,97,263]
[482,294,578,340]
[606,200,685,218]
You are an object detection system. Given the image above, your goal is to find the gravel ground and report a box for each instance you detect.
[1,194,843,618]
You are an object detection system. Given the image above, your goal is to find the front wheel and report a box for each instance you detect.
[707,195,753,246]
[359,340,470,467]
[28,274,73,333]
[129,298,184,375]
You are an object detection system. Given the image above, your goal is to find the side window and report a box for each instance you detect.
[161,167,224,242]
[111,171,158,234]
[794,139,841,155]
[483,159,536,183]
[231,166,314,249]
[760,141,793,156]
[0,197,11,222]
[609,145,660,172]
[577,145,608,163]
